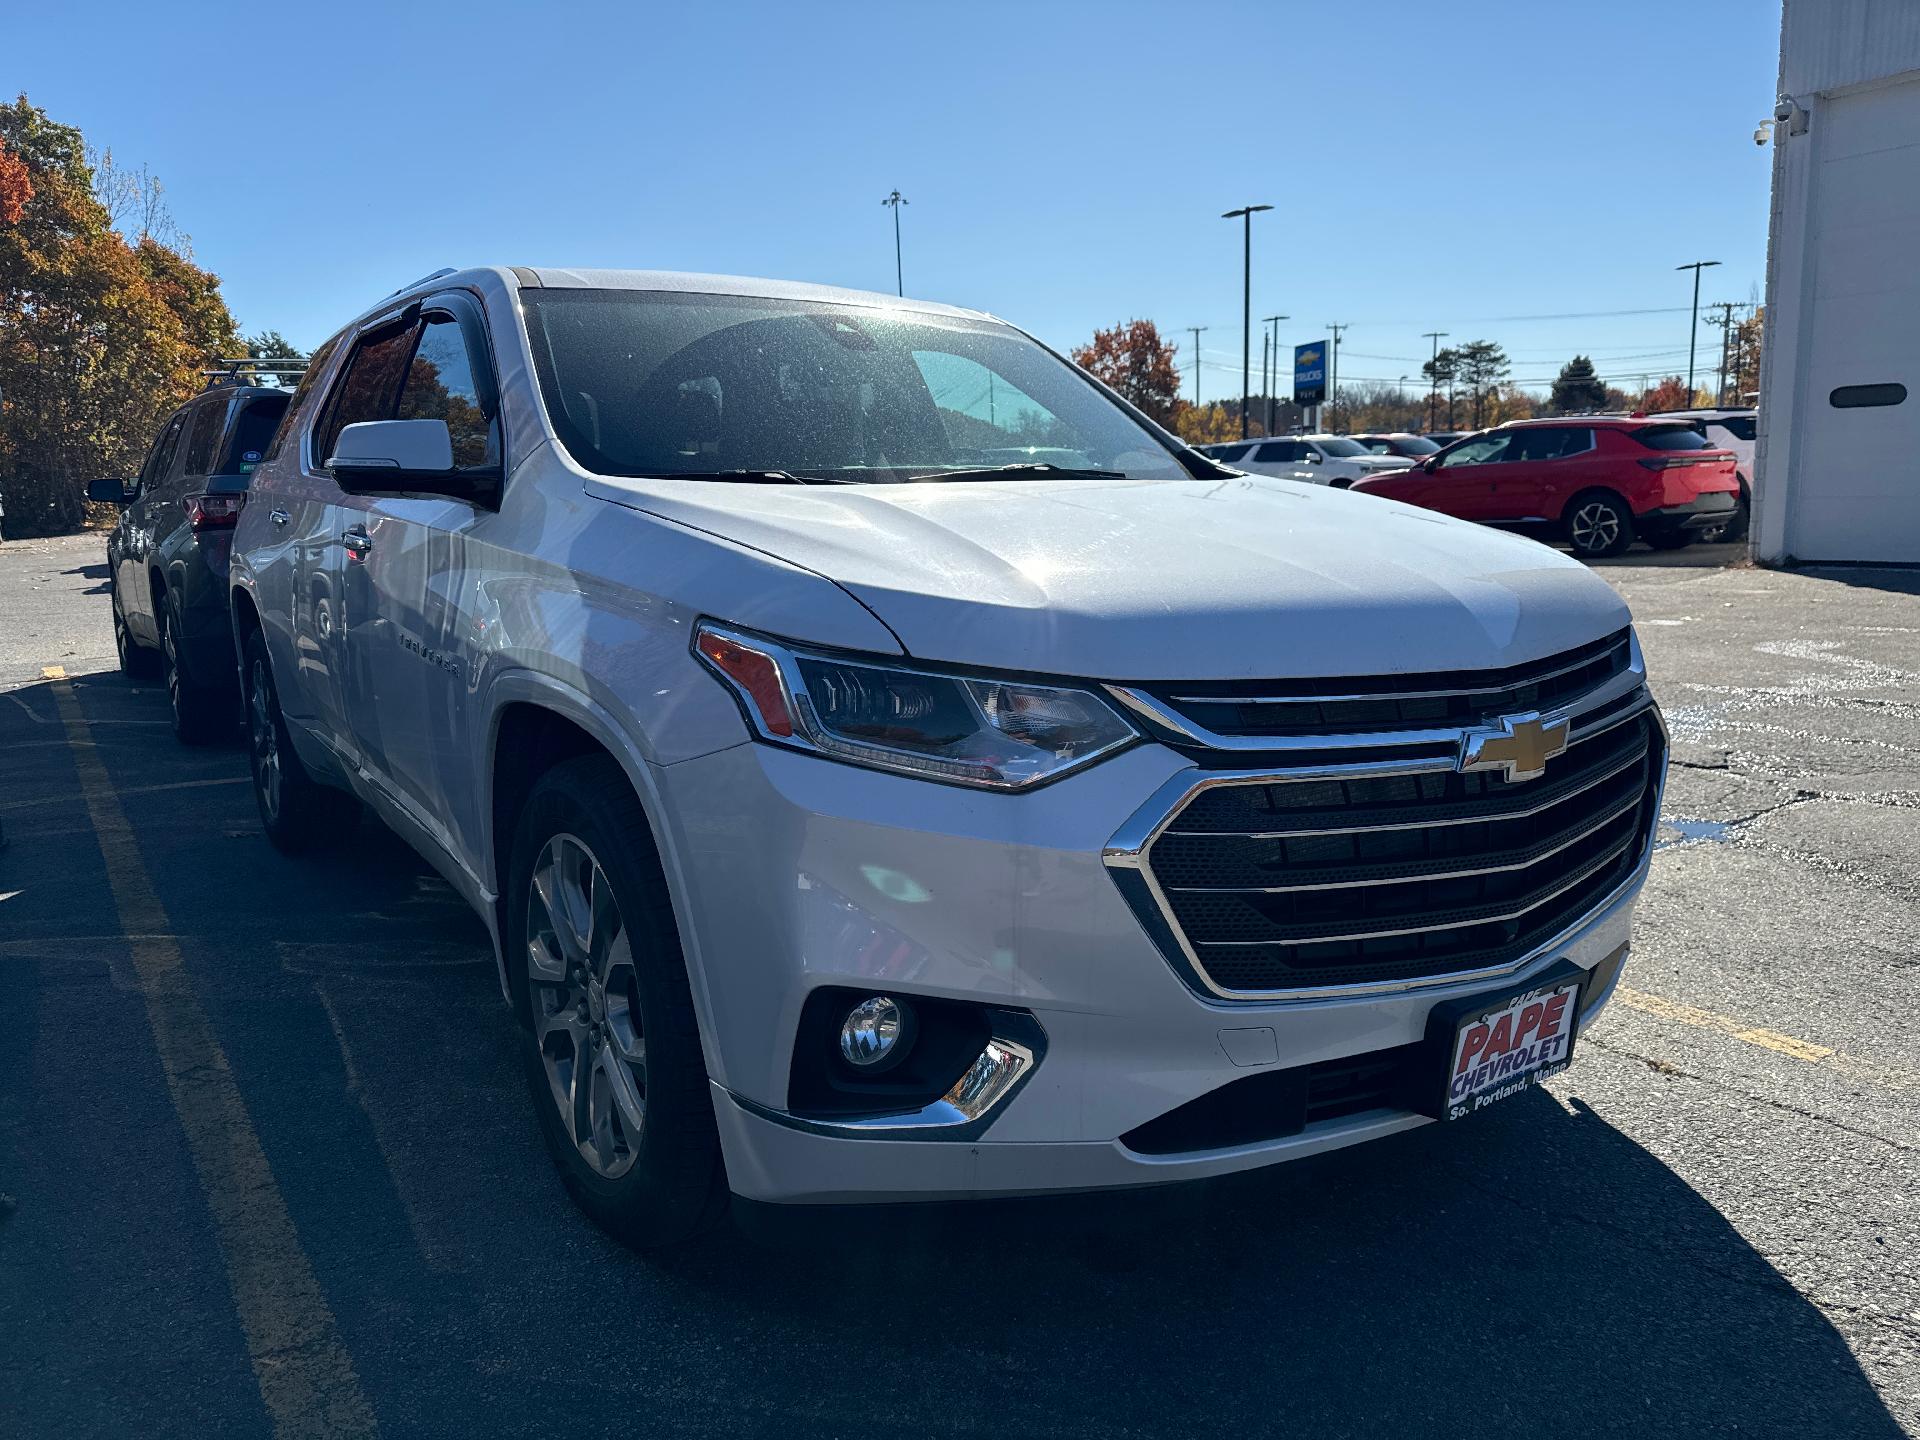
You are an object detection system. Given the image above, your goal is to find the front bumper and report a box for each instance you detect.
[650,725,1656,1206]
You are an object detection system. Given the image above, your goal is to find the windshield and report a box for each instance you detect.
[1314,437,1369,458]
[1392,435,1441,455]
[521,290,1191,483]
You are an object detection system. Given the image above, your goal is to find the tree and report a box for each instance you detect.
[1422,347,1461,428]
[1641,376,1694,412]
[1453,340,1510,428]
[0,95,238,534]
[1072,319,1180,425]
[246,329,302,360]
[1549,355,1608,414]
[1731,307,1763,403]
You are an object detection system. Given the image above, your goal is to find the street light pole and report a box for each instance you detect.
[1186,326,1208,408]
[882,190,909,296]
[1676,259,1720,400]
[1262,313,1288,433]
[1222,204,1272,439]
[1422,330,1448,432]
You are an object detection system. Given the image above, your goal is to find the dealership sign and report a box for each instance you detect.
[1294,341,1327,407]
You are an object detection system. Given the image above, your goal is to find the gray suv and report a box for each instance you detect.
[92,384,291,741]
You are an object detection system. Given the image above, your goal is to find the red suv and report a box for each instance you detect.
[1351,417,1741,558]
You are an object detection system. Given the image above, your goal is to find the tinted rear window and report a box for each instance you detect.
[1210,444,1252,462]
[1715,415,1756,441]
[1633,424,1714,451]
[222,393,292,476]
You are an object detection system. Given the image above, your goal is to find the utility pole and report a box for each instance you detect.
[1706,301,1741,406]
[1676,259,1721,400]
[882,190,908,296]
[1222,204,1273,438]
[1186,326,1208,408]
[1326,323,1348,431]
[1422,331,1448,433]
[1262,314,1288,433]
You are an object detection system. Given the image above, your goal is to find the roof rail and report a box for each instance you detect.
[387,266,457,298]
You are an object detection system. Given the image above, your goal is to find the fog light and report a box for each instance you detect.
[839,996,909,1071]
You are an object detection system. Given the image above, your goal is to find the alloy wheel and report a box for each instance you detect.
[1570,502,1620,553]
[248,659,281,822]
[112,599,132,670]
[525,833,646,1179]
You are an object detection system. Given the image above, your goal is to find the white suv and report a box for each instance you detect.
[1201,434,1415,487]
[230,267,1665,1245]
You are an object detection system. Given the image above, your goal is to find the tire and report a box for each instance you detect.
[112,579,159,679]
[1564,492,1635,559]
[508,754,727,1248]
[242,627,358,854]
[1717,485,1752,543]
[161,594,230,745]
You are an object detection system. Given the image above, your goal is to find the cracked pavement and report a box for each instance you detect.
[2,534,1917,1437]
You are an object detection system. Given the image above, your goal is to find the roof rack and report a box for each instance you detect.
[387,266,457,298]
[200,356,309,390]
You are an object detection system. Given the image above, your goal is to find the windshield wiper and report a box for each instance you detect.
[645,469,848,485]
[905,462,1128,483]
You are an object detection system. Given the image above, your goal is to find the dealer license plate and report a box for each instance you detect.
[1440,975,1581,1120]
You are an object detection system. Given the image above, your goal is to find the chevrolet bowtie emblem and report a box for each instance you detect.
[1457,712,1570,783]
[1298,348,1322,365]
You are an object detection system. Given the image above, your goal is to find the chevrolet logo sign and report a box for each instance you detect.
[1297,348,1322,365]
[1457,712,1570,783]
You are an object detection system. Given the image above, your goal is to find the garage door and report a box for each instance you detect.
[1791,74,1920,563]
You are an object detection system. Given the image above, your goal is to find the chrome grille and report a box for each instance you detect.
[1104,637,1663,1000]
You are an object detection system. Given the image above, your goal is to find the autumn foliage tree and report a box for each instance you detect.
[0,95,240,535]
[1071,319,1181,426]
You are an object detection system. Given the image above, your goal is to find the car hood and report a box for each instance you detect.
[1353,453,1416,469]
[587,474,1630,682]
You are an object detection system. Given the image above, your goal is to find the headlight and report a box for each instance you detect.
[693,622,1138,790]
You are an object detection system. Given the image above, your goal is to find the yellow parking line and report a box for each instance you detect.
[48,675,378,1438]
[1615,987,1835,1063]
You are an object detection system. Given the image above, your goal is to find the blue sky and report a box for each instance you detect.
[12,0,1779,399]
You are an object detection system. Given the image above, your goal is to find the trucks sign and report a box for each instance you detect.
[1294,341,1327,408]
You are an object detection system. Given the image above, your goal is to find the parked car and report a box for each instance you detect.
[1352,432,1444,460]
[1648,407,1756,541]
[231,266,1664,1246]
[1199,434,1414,486]
[90,383,292,740]
[1352,416,1741,559]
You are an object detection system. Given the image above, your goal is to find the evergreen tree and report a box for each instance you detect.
[1549,355,1608,413]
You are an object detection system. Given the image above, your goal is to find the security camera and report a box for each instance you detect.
[1774,97,1794,124]
[1755,121,1774,146]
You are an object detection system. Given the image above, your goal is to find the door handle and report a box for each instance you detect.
[341,526,373,559]
[269,508,290,526]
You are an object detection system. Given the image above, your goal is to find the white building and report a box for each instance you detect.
[1756,0,1920,564]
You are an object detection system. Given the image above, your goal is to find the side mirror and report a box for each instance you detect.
[1419,458,1436,472]
[1304,451,1322,464]
[87,477,134,505]
[328,419,496,501]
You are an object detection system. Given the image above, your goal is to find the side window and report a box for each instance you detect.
[1254,441,1296,463]
[1438,433,1512,468]
[1211,444,1252,463]
[316,321,422,464]
[183,399,225,479]
[142,413,187,491]
[265,335,339,464]
[1718,416,1756,442]
[396,315,499,469]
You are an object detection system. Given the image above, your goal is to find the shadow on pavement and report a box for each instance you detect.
[1581,540,1748,571]
[0,667,1904,1438]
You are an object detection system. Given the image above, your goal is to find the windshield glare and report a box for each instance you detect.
[521,290,1191,483]
[1315,437,1368,457]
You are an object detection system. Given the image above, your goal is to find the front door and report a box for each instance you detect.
[1421,431,1515,520]
[340,299,503,858]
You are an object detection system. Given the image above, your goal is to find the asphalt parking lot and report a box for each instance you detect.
[2,532,1916,1438]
